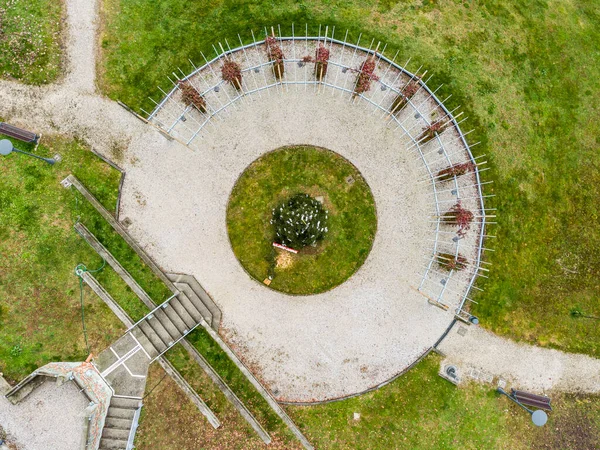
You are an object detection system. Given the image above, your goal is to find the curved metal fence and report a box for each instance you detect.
[146,27,491,319]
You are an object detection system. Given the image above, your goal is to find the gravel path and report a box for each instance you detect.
[438,325,600,393]
[122,88,455,401]
[0,381,87,450]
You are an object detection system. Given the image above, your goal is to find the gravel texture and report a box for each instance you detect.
[0,381,88,450]
[438,325,600,393]
[125,87,455,401]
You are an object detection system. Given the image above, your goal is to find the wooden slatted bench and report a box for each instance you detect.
[0,122,40,143]
[511,389,552,411]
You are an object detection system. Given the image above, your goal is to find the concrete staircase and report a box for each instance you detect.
[99,397,141,450]
[167,273,221,331]
[128,293,203,360]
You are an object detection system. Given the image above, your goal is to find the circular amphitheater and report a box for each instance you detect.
[130,31,486,402]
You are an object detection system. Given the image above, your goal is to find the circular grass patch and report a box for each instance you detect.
[226,146,377,295]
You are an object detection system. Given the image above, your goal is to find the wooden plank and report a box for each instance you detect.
[75,222,156,310]
[511,389,552,410]
[0,122,39,143]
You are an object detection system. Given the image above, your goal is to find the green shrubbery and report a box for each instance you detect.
[271,193,328,250]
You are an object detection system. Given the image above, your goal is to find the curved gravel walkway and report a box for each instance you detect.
[0,0,597,419]
[438,326,600,393]
[122,87,452,401]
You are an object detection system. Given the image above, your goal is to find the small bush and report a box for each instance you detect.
[271,193,329,250]
[265,36,285,80]
[417,120,450,144]
[221,59,243,90]
[390,79,420,114]
[353,56,379,97]
[178,80,207,113]
[437,252,468,271]
[314,45,330,81]
[442,202,474,237]
[300,45,330,80]
[436,162,475,182]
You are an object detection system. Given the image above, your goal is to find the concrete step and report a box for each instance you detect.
[184,276,223,328]
[109,396,141,409]
[130,327,159,359]
[99,437,128,449]
[152,309,181,343]
[169,296,197,329]
[173,281,213,328]
[159,302,189,335]
[167,273,221,330]
[174,291,203,324]
[106,406,135,420]
[105,416,133,430]
[146,315,175,346]
[102,427,130,441]
[137,321,167,353]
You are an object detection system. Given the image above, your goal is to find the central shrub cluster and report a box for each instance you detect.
[271,193,328,249]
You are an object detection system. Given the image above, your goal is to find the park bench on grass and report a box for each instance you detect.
[511,389,552,411]
[0,122,40,143]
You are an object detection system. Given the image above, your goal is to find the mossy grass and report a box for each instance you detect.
[0,0,63,84]
[0,134,125,381]
[0,132,294,440]
[227,146,377,295]
[289,353,600,450]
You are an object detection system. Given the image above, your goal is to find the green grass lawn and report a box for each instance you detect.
[0,134,124,381]
[290,354,600,450]
[0,132,293,443]
[99,0,600,356]
[138,353,600,450]
[227,146,376,295]
[0,0,63,83]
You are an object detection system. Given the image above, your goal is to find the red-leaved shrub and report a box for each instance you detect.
[178,80,207,113]
[353,56,379,97]
[437,252,468,271]
[314,45,330,81]
[265,36,285,80]
[417,120,450,144]
[442,202,474,237]
[391,79,420,114]
[436,162,475,182]
[221,59,243,90]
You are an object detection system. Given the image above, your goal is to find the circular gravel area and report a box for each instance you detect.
[124,39,483,402]
[123,88,453,401]
[227,145,377,295]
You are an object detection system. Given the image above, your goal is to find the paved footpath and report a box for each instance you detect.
[438,324,600,393]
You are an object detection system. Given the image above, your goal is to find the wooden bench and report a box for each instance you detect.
[511,389,552,411]
[0,122,40,143]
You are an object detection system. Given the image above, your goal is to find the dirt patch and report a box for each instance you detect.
[275,249,295,269]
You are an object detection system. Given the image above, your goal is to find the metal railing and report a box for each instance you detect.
[147,29,489,318]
